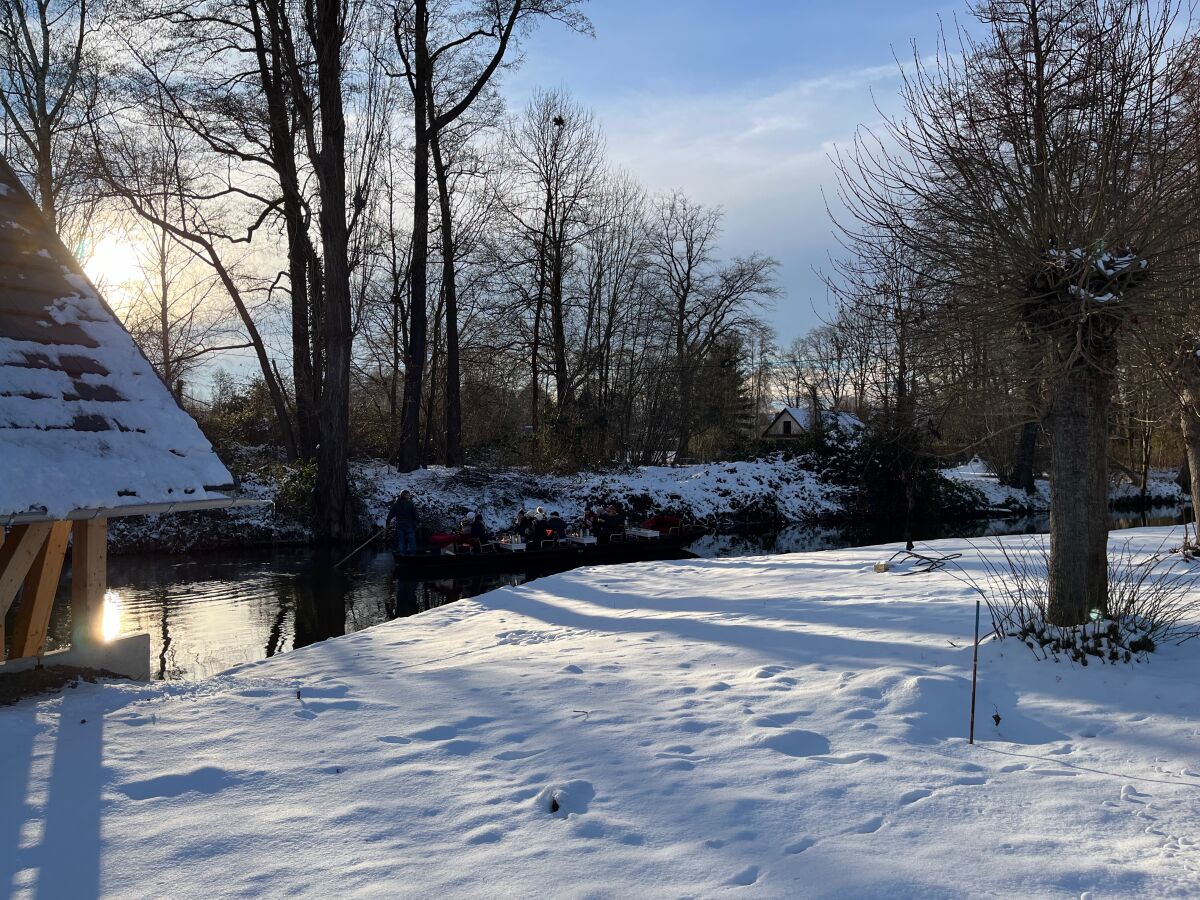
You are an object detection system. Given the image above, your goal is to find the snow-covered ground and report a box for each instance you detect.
[944,456,1186,513]
[3,528,1198,897]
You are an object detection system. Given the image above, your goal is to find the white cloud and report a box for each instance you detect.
[577,62,907,339]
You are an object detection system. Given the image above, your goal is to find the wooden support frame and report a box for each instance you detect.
[0,524,54,650]
[70,518,108,647]
[8,521,71,659]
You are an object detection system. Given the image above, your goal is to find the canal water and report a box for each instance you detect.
[26,507,1189,681]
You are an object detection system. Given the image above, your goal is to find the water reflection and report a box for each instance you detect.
[35,507,1191,681]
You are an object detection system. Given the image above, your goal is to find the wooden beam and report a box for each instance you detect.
[70,518,108,647]
[8,521,71,659]
[0,522,53,620]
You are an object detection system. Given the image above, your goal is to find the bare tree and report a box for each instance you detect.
[647,191,777,459]
[836,0,1199,624]
[0,0,101,240]
[391,0,590,472]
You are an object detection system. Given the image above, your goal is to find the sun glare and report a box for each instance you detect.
[83,234,144,293]
[102,590,124,643]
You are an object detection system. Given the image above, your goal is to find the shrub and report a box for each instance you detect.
[960,535,1200,664]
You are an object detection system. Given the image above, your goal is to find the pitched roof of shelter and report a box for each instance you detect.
[0,155,234,521]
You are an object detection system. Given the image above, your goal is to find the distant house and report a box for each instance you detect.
[762,406,864,440]
[0,155,247,676]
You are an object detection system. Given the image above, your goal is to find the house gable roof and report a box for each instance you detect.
[0,156,234,521]
[765,407,865,435]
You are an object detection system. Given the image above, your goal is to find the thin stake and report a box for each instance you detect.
[334,527,386,570]
[969,598,981,745]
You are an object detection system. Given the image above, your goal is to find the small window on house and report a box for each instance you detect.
[782,419,792,435]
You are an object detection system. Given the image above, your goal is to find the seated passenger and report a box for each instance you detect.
[544,512,567,539]
[603,504,626,540]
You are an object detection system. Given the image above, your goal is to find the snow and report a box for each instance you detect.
[942,457,1185,512]
[357,456,848,532]
[3,528,1198,897]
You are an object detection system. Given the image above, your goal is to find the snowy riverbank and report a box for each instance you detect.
[106,450,1191,554]
[3,528,1198,897]
[109,455,850,553]
[943,456,1187,514]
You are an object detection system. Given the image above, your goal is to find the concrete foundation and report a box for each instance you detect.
[0,632,152,681]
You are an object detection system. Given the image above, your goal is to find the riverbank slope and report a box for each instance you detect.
[107,451,1189,554]
[2,528,1197,897]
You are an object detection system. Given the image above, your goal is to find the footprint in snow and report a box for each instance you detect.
[726,865,759,887]
[748,711,812,728]
[899,788,933,805]
[538,780,595,818]
[118,766,243,800]
[410,715,497,741]
[754,665,789,679]
[812,752,888,765]
[465,827,505,845]
[754,730,831,758]
[848,816,885,835]
[785,837,816,854]
[494,748,543,761]
[843,706,876,720]
[952,775,989,786]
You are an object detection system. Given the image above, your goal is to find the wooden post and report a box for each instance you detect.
[71,518,108,647]
[9,521,71,659]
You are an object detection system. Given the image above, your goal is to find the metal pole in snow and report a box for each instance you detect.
[969,598,981,745]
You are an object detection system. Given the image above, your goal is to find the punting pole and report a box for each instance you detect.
[334,527,386,570]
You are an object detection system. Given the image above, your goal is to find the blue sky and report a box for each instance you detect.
[507,0,959,343]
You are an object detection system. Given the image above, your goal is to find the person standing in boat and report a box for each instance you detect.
[387,490,419,555]
[469,513,489,542]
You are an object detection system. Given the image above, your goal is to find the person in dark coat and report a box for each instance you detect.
[544,512,567,540]
[386,490,419,555]
[469,513,489,542]
[602,504,626,542]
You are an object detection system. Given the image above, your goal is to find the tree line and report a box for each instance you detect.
[1,0,779,539]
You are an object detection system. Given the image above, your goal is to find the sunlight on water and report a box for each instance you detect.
[102,590,123,642]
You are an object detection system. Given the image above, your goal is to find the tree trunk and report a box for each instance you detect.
[312,0,353,541]
[1178,359,1200,533]
[1009,377,1041,494]
[399,0,429,473]
[1009,419,1039,494]
[1046,359,1112,626]
[431,131,462,467]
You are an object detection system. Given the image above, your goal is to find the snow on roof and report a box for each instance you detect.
[0,156,234,521]
[780,407,864,432]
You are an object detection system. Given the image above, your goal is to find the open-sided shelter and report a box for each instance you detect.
[0,155,240,669]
